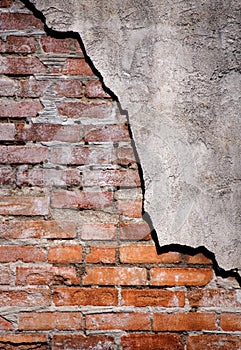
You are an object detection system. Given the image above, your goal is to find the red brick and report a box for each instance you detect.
[0,0,12,7]
[121,289,185,307]
[53,287,118,306]
[20,77,50,97]
[0,56,46,75]
[220,313,241,331]
[150,267,213,286]
[0,334,47,349]
[186,253,213,264]
[16,265,80,286]
[117,147,136,165]
[58,58,94,75]
[19,312,83,331]
[17,123,82,142]
[84,124,129,142]
[187,289,241,308]
[85,80,111,98]
[48,245,82,263]
[52,334,115,350]
[0,124,16,141]
[17,167,81,187]
[117,199,142,217]
[40,36,72,53]
[0,316,13,330]
[0,196,49,216]
[0,166,14,186]
[55,80,83,98]
[0,99,43,118]
[0,13,44,30]
[120,221,151,240]
[86,312,151,331]
[153,312,216,331]
[0,76,20,96]
[120,244,182,263]
[187,335,241,350]
[0,220,77,239]
[81,223,117,240]
[83,266,147,286]
[122,334,184,350]
[0,266,12,284]
[0,146,48,163]
[82,169,141,187]
[0,246,46,262]
[51,190,113,209]
[86,246,116,263]
[49,146,115,165]
[5,36,36,53]
[0,288,51,307]
[56,101,113,119]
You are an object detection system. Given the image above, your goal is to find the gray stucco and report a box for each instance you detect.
[30,0,241,272]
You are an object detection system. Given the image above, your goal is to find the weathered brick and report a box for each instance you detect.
[48,245,82,263]
[0,266,12,284]
[81,223,117,240]
[0,220,77,239]
[17,167,81,187]
[85,80,111,98]
[0,196,49,216]
[0,246,46,262]
[0,146,48,163]
[0,76,20,96]
[84,124,129,142]
[186,253,213,265]
[0,124,16,141]
[51,190,113,209]
[20,77,50,97]
[5,36,36,53]
[86,312,151,331]
[117,146,137,164]
[122,334,184,350]
[16,265,80,286]
[220,313,241,331]
[82,169,141,187]
[0,166,14,186]
[153,312,217,331]
[119,244,181,264]
[83,266,147,286]
[58,58,94,75]
[117,199,142,217]
[40,36,72,53]
[17,123,82,142]
[0,316,13,330]
[52,334,115,350]
[0,288,51,307]
[121,289,185,307]
[120,221,151,240]
[55,79,83,98]
[0,99,43,118]
[0,0,12,7]
[0,13,44,31]
[0,56,46,75]
[187,289,241,309]
[0,334,48,349]
[86,246,116,263]
[56,101,113,119]
[150,267,213,286]
[19,312,83,331]
[187,335,241,350]
[53,287,118,306]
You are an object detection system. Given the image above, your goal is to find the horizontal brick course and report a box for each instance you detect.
[52,335,115,350]
[0,196,49,216]
[0,246,46,263]
[48,245,82,263]
[122,334,184,350]
[0,146,48,163]
[0,288,51,307]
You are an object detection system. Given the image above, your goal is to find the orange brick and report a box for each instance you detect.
[119,244,181,264]
[150,268,213,286]
[186,253,213,265]
[0,246,46,262]
[86,246,116,263]
[48,245,82,263]
[83,266,147,286]
[122,334,184,350]
[53,335,115,350]
[0,316,13,330]
[53,287,118,306]
[0,334,47,348]
[220,313,241,331]
[153,312,217,331]
[86,312,151,331]
[187,335,241,350]
[117,199,142,218]
[19,312,83,330]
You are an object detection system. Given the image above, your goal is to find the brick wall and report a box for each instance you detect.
[0,1,240,349]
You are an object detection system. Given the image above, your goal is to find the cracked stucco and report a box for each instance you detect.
[30,0,241,271]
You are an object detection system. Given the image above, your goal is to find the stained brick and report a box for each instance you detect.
[0,316,13,330]
[0,13,44,30]
[0,146,47,164]
[122,334,184,350]
[186,253,213,265]
[85,80,111,98]
[220,313,241,331]
[187,335,241,350]
[117,146,137,164]
[55,79,83,97]
[0,196,49,216]
[0,76,20,96]
[0,124,16,141]
[0,334,48,349]
[187,289,241,308]
[58,58,94,75]
[0,288,51,307]
[0,246,46,262]
[0,99,43,118]
[48,245,82,263]
[84,124,129,142]
[117,199,142,218]
[0,166,14,186]
[0,56,46,75]
[5,36,36,53]
[53,287,118,306]
[20,77,50,97]
[0,0,12,7]
[0,266,12,284]
[86,246,116,263]
[82,169,141,187]
[81,223,117,240]
[56,100,113,119]
[52,334,115,350]
[120,221,151,240]
[40,36,72,53]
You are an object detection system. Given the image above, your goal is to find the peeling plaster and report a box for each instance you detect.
[29,0,241,271]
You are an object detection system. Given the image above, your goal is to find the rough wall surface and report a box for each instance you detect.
[30,0,241,271]
[0,1,241,349]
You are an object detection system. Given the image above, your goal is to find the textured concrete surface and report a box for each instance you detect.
[30,0,241,271]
